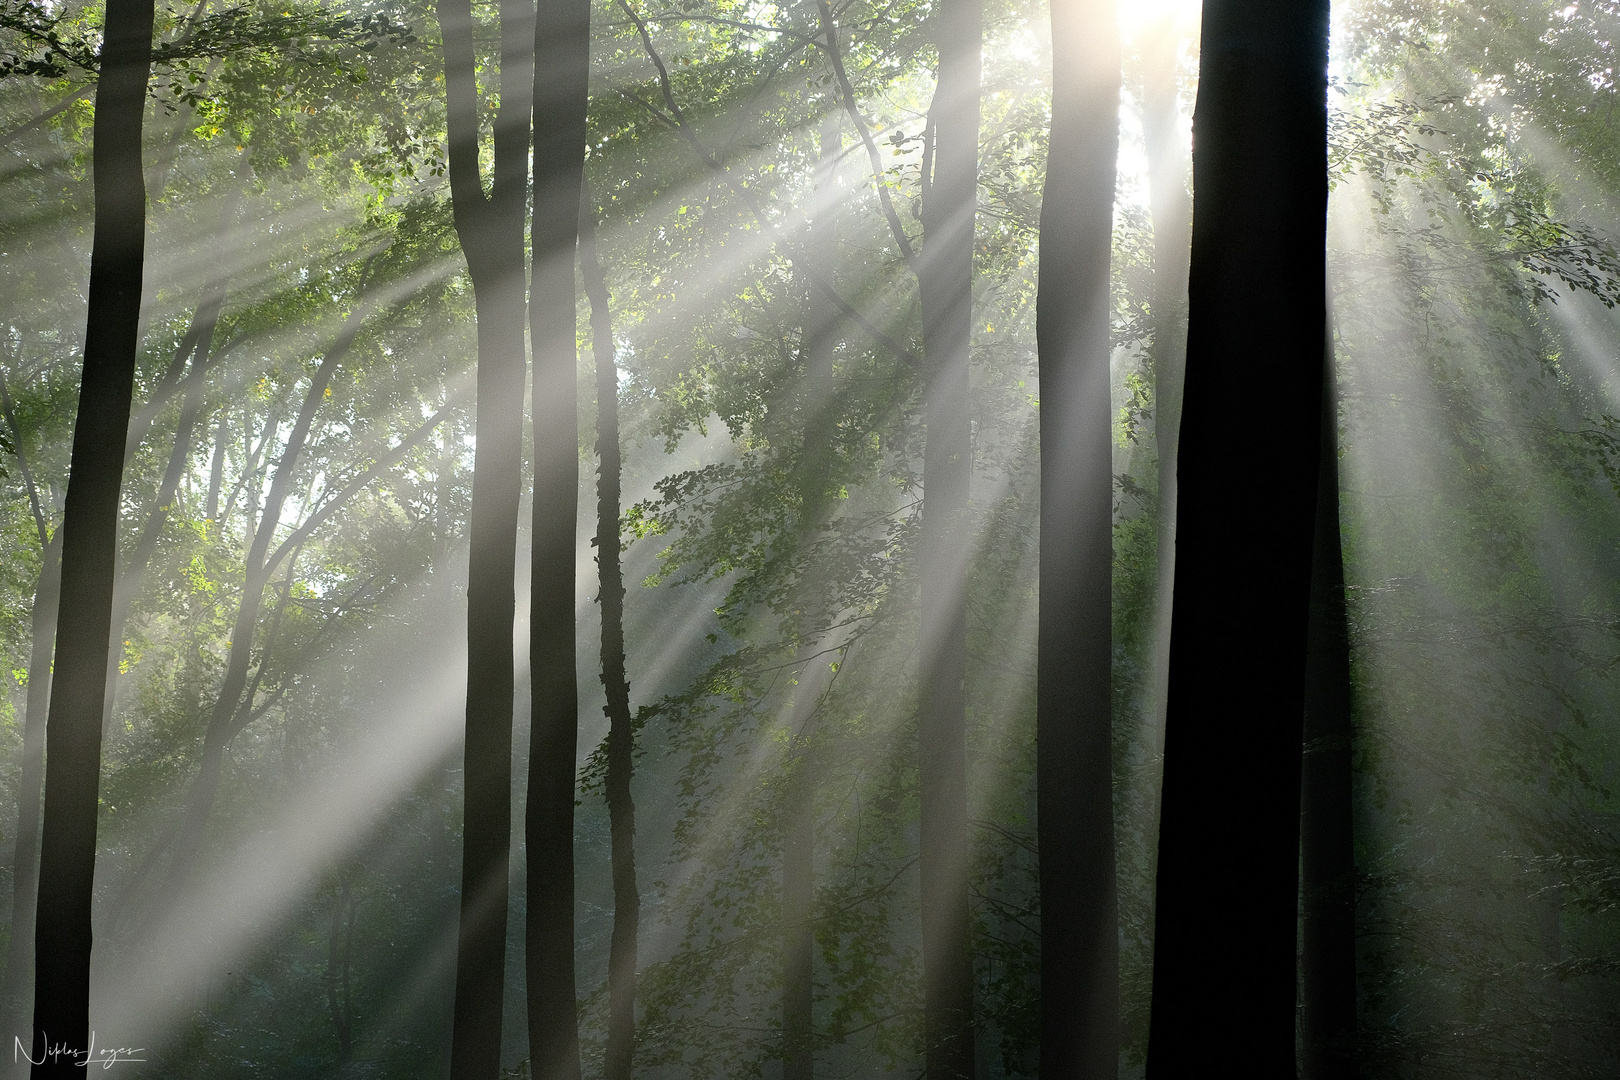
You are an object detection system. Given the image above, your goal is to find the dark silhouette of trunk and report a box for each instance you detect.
[30,0,155,1068]
[1,530,58,1058]
[579,186,639,1080]
[1300,318,1356,1079]
[1034,0,1120,1073]
[326,878,359,1063]
[917,0,981,1073]
[1144,20,1192,749]
[1145,2,1330,1075]
[782,113,842,1080]
[525,0,589,1075]
[438,0,535,1074]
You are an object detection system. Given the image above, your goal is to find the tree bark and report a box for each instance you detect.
[1145,2,1330,1075]
[525,0,590,1074]
[438,0,535,1074]
[917,0,981,1073]
[1034,0,1120,1074]
[30,0,155,1069]
[1299,321,1356,1080]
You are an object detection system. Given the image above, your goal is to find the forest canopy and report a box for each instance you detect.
[1,0,1618,1076]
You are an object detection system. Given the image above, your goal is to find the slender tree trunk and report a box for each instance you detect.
[1145,3,1330,1075]
[782,113,842,1080]
[438,0,535,1074]
[917,0,981,1073]
[1,529,60,1058]
[1035,0,1120,1074]
[205,414,228,523]
[1143,19,1192,750]
[526,0,590,1074]
[30,0,155,1068]
[1299,318,1356,1080]
[578,186,639,1080]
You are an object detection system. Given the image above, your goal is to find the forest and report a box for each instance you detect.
[1,0,1618,1075]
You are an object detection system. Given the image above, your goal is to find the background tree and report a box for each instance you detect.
[1034,0,1120,1073]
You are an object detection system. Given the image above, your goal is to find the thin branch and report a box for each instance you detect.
[263,395,462,578]
[0,84,95,149]
[611,11,919,368]
[816,0,917,268]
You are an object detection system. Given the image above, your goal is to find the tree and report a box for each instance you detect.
[1299,318,1356,1080]
[437,0,535,1073]
[1146,1,1331,1073]
[579,180,640,1080]
[0,362,58,1056]
[1034,0,1120,1073]
[916,0,982,1072]
[526,0,591,1072]
[29,0,155,1069]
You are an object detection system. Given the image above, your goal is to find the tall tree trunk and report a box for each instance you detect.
[30,0,155,1068]
[438,0,535,1074]
[205,414,228,523]
[1299,322,1356,1080]
[579,186,639,1080]
[917,0,981,1073]
[525,0,590,1074]
[1143,18,1192,752]
[782,113,842,1080]
[1,529,59,1060]
[1145,2,1330,1075]
[1035,0,1120,1074]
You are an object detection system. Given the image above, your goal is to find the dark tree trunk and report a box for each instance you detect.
[782,113,842,1080]
[325,879,358,1063]
[1299,326,1357,1080]
[917,0,981,1073]
[526,0,590,1075]
[1144,22,1192,747]
[579,186,639,1080]
[1145,2,1330,1076]
[30,0,155,1069]
[438,0,535,1074]
[1,528,59,1056]
[1034,0,1120,1074]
